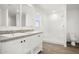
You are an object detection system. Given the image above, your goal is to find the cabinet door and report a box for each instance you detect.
[30,33,42,49]
[30,33,43,54]
[21,37,31,54]
[22,34,43,54]
[1,39,23,54]
[34,34,42,46]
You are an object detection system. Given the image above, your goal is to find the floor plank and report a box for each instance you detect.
[40,42,79,54]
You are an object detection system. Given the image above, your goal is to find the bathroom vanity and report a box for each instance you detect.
[0,29,43,54]
[0,4,43,54]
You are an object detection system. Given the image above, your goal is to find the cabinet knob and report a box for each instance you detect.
[24,40,26,42]
[21,41,23,43]
[38,35,40,37]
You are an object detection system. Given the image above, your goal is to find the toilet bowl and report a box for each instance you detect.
[70,33,77,46]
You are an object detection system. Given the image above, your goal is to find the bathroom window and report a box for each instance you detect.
[34,15,41,28]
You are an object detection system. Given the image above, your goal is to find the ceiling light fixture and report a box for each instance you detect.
[50,13,59,20]
[49,10,60,20]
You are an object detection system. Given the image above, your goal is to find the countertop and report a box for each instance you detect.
[0,31,43,42]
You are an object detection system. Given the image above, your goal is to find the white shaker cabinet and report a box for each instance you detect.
[0,39,24,54]
[0,33,43,54]
[22,33,43,54]
[30,34,43,54]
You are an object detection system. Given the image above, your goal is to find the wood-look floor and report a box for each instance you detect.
[39,42,79,54]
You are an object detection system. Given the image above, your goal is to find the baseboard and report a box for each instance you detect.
[43,39,64,46]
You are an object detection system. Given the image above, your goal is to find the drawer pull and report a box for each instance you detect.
[38,35,40,37]
[24,40,26,42]
[21,41,23,43]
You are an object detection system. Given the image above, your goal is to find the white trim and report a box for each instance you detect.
[43,39,65,46]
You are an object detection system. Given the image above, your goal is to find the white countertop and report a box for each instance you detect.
[0,31,43,42]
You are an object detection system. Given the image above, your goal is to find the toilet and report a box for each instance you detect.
[70,33,77,46]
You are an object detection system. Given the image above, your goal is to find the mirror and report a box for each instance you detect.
[0,4,37,29]
[8,4,17,26]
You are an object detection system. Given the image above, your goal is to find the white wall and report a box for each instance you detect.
[67,5,79,42]
[40,7,66,45]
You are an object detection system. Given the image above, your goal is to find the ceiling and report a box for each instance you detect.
[33,4,66,14]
